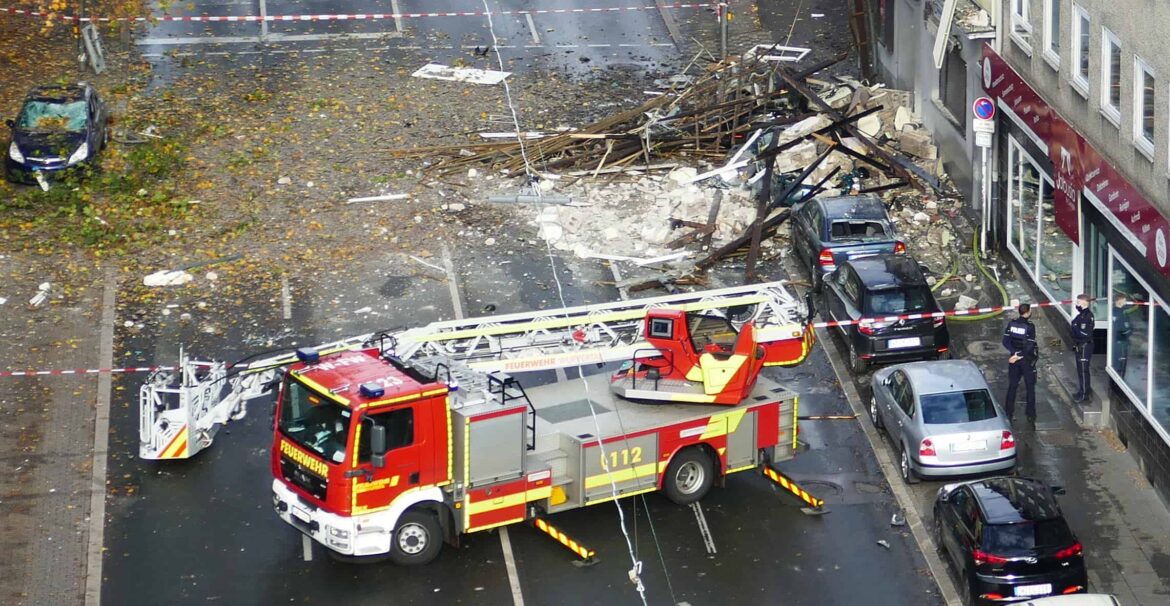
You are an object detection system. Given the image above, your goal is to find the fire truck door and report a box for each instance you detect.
[351,405,430,513]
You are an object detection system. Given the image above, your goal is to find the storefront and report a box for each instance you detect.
[982,45,1170,503]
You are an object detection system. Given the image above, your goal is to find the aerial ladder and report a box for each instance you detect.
[140,281,816,461]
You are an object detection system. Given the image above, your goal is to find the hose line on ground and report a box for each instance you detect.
[930,231,1009,322]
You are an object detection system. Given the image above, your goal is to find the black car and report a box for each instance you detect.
[791,193,906,290]
[821,253,949,373]
[934,477,1088,604]
[5,82,108,184]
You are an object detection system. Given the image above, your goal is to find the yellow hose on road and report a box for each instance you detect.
[930,231,1009,322]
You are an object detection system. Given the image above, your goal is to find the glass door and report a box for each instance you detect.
[1086,220,1110,327]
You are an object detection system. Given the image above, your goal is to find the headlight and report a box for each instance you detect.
[8,141,23,163]
[327,525,350,539]
[66,142,89,166]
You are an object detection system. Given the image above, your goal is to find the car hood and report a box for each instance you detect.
[12,130,85,157]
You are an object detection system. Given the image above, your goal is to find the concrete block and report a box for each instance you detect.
[898,130,938,160]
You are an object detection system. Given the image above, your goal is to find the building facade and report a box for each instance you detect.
[868,0,1170,506]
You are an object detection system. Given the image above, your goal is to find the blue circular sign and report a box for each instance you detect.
[973,97,996,120]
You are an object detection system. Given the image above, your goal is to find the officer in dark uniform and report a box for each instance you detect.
[1112,293,1133,377]
[1002,303,1038,425]
[1071,294,1095,401]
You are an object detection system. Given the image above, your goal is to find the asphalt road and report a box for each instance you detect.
[100,233,943,605]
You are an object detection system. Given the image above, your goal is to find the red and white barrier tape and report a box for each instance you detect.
[0,3,714,23]
[809,298,1149,330]
[0,365,173,377]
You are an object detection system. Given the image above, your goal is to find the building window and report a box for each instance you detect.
[1151,302,1170,439]
[875,0,894,51]
[1011,0,1033,51]
[1133,57,1156,157]
[1071,4,1090,94]
[1043,0,1061,67]
[1007,137,1076,318]
[940,41,967,128]
[1109,255,1149,405]
[1101,28,1122,124]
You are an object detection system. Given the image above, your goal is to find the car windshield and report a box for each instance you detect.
[278,378,352,464]
[829,220,888,242]
[864,286,933,315]
[920,389,997,424]
[18,100,87,132]
[983,520,1075,553]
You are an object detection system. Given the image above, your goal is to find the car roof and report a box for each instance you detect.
[27,84,88,102]
[897,360,989,395]
[968,477,1061,524]
[817,194,889,221]
[844,254,924,288]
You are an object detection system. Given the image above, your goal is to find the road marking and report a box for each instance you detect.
[440,244,465,320]
[281,275,291,320]
[258,0,267,41]
[137,31,403,46]
[83,268,116,606]
[653,0,684,49]
[390,0,403,32]
[302,534,313,561]
[690,502,717,555]
[499,527,525,606]
[525,13,540,44]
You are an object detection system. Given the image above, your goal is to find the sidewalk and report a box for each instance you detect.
[939,212,1170,604]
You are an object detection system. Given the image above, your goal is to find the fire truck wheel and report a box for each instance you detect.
[389,510,443,566]
[663,448,714,505]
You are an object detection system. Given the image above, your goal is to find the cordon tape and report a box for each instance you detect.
[0,3,716,23]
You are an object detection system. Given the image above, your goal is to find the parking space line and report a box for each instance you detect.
[499,527,525,606]
[281,275,291,320]
[525,13,540,44]
[690,502,717,555]
[83,268,116,606]
[390,0,403,32]
[259,0,267,41]
[137,31,403,46]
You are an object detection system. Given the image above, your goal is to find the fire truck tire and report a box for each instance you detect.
[389,509,443,566]
[663,448,714,505]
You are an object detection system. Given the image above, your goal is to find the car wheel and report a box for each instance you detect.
[899,445,920,484]
[869,397,883,431]
[849,339,867,374]
[663,448,715,505]
[388,509,443,566]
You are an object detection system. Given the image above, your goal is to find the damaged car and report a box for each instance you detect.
[5,82,109,185]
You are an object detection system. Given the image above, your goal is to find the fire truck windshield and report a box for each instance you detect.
[278,378,352,464]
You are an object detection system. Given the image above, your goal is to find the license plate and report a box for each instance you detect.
[952,440,987,452]
[888,337,921,349]
[292,506,311,524]
[1014,583,1052,597]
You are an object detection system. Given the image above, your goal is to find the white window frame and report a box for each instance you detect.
[1101,27,1123,126]
[1105,251,1170,445]
[1011,0,1034,54]
[1071,3,1090,95]
[1133,56,1156,159]
[1043,0,1061,69]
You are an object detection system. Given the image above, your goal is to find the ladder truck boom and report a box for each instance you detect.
[140,280,814,460]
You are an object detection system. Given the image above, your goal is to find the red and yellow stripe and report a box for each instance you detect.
[159,425,189,459]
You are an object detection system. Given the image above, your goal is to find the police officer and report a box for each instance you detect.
[1113,293,1133,377]
[1071,294,1095,401]
[1002,303,1038,426]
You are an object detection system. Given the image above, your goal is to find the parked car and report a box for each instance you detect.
[821,253,949,373]
[790,193,905,291]
[934,477,1088,605]
[5,82,108,184]
[870,360,1016,484]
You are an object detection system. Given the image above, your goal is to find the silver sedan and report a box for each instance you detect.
[869,360,1016,484]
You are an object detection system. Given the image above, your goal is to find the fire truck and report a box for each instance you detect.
[140,282,823,565]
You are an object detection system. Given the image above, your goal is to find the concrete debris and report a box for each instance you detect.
[876,540,891,550]
[955,295,979,311]
[143,270,193,287]
[277,176,291,185]
[894,106,913,132]
[857,113,881,138]
[411,63,511,85]
[912,212,930,223]
[890,513,906,527]
[898,130,938,160]
[28,282,51,307]
[347,193,410,204]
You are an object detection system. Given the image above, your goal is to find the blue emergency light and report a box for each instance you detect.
[360,382,385,398]
[295,347,320,364]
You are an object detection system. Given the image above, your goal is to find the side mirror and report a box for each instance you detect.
[938,491,950,503]
[4,119,13,129]
[370,424,387,468]
[1051,485,1066,496]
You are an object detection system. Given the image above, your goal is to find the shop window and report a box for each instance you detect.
[1101,28,1122,124]
[1072,4,1090,94]
[1011,0,1033,52]
[940,41,967,128]
[1109,256,1149,404]
[1151,303,1170,439]
[1043,0,1061,67]
[1008,139,1040,273]
[1133,57,1156,157]
[1037,178,1073,307]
